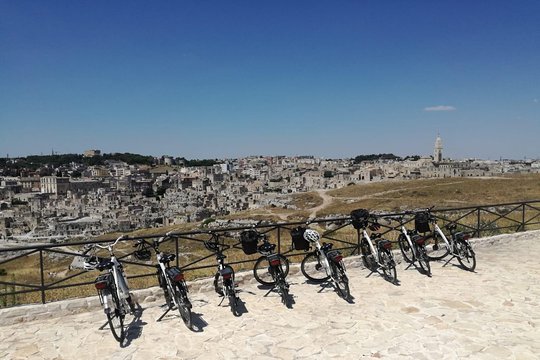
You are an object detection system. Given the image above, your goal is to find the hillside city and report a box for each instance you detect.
[1,136,539,243]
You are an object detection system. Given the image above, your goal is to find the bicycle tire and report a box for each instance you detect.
[213,265,235,296]
[275,269,291,307]
[416,246,431,276]
[174,282,192,329]
[228,290,240,316]
[360,238,376,271]
[379,249,398,284]
[398,233,414,263]
[331,262,350,299]
[253,254,289,286]
[456,241,476,271]
[160,273,173,309]
[301,252,330,282]
[425,232,450,260]
[106,289,125,343]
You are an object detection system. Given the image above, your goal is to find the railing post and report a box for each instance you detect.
[277,226,281,255]
[39,249,45,304]
[175,238,179,267]
[477,208,482,238]
[521,203,526,232]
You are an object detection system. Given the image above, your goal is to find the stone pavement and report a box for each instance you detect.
[1,231,539,359]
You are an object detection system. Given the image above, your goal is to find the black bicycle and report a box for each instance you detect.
[134,234,192,328]
[203,232,241,316]
[240,229,291,307]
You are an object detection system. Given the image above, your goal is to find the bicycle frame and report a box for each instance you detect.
[362,229,380,264]
[433,223,453,251]
[399,225,419,259]
[95,236,130,312]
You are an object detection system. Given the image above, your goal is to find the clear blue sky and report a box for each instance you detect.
[1,1,539,160]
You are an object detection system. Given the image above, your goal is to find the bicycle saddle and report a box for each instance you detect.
[159,253,176,263]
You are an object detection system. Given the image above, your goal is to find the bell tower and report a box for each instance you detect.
[434,134,443,162]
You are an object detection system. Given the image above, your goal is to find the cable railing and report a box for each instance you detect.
[1,200,539,307]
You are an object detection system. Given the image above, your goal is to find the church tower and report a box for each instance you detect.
[434,134,443,162]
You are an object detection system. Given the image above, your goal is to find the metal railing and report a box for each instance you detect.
[1,200,540,307]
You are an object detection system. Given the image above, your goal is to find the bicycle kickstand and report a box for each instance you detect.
[264,284,278,297]
[442,255,456,267]
[156,306,173,322]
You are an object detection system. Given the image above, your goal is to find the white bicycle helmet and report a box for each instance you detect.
[83,255,99,271]
[303,229,320,243]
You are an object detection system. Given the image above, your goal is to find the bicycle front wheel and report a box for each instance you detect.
[425,232,450,260]
[253,255,289,286]
[456,241,476,271]
[174,283,192,329]
[398,234,414,263]
[331,262,350,299]
[301,252,330,282]
[106,290,125,343]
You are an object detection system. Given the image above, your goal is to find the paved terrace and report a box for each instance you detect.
[1,231,539,359]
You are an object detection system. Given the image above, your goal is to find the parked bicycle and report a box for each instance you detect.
[133,233,192,328]
[385,213,431,276]
[294,226,350,299]
[82,235,136,343]
[417,208,476,271]
[240,229,291,307]
[351,209,398,284]
[203,232,241,316]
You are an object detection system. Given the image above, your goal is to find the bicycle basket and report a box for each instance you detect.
[240,230,259,255]
[414,212,431,233]
[350,209,370,229]
[290,227,309,251]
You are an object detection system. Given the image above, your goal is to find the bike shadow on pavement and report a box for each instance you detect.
[255,284,296,309]
[306,280,356,304]
[121,305,147,348]
[190,312,208,332]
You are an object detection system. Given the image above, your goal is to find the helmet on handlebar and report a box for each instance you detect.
[303,229,320,243]
[133,244,152,261]
[83,255,99,271]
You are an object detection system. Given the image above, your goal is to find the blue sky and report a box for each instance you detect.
[1,1,539,159]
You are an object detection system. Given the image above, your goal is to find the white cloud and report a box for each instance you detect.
[424,105,456,112]
[534,98,538,103]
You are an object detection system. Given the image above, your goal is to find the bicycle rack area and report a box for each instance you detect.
[1,200,540,306]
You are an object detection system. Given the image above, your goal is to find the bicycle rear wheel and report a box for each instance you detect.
[106,290,125,343]
[425,232,450,260]
[253,255,289,286]
[416,246,431,276]
[174,283,192,329]
[398,234,414,263]
[456,241,476,271]
[360,238,376,271]
[331,262,350,299]
[379,250,398,284]
[228,289,240,316]
[301,252,330,282]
